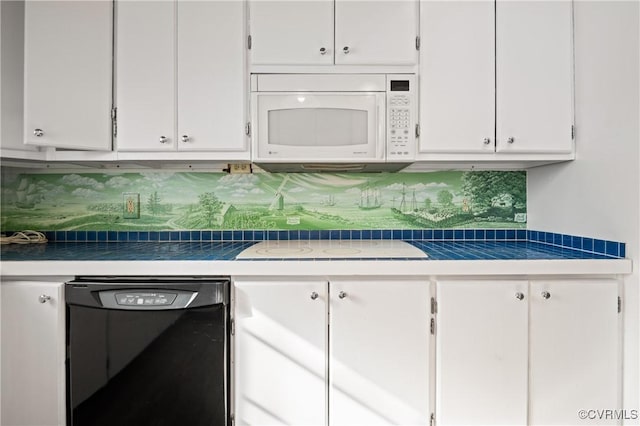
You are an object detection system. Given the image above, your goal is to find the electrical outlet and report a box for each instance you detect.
[123,193,140,219]
[228,163,252,174]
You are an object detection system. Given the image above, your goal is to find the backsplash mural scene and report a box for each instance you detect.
[1,171,526,231]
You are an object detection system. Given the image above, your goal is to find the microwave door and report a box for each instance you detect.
[255,93,385,162]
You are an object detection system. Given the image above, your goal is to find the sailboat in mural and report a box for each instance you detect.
[359,186,382,210]
[323,195,336,206]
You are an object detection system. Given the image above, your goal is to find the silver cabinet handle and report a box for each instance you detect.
[541,291,551,300]
[310,292,318,300]
[39,294,51,304]
[159,136,169,144]
[181,135,190,143]
[343,46,350,54]
[338,291,347,299]
[34,129,44,137]
[483,137,491,145]
[515,292,524,300]
[507,137,515,144]
[319,47,327,55]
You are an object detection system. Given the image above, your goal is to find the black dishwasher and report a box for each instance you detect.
[65,277,230,426]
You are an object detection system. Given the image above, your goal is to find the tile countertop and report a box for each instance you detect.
[0,240,632,278]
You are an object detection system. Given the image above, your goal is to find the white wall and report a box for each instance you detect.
[527,0,639,421]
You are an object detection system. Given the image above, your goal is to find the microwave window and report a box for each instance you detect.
[268,108,368,147]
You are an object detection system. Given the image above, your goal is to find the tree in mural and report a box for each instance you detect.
[147,191,161,216]
[424,197,433,211]
[460,171,526,214]
[437,189,454,208]
[198,192,223,227]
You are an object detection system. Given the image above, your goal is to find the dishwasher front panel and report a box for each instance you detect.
[66,279,229,426]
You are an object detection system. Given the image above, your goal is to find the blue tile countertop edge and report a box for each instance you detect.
[0,229,626,261]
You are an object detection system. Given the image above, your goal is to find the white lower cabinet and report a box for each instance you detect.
[233,279,430,426]
[528,280,620,425]
[435,280,529,425]
[234,279,328,425]
[0,281,65,426]
[435,279,620,426]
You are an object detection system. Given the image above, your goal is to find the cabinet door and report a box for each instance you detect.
[335,0,418,65]
[496,0,574,153]
[1,1,37,153]
[436,281,528,426]
[419,1,495,153]
[234,280,327,426]
[249,0,334,65]
[529,280,620,425]
[329,280,430,425]
[1,281,65,426]
[116,1,175,151]
[23,1,112,150]
[177,1,246,152]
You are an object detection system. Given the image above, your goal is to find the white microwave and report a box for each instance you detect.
[250,74,416,172]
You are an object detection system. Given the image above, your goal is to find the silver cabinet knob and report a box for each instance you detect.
[310,292,318,300]
[483,137,491,145]
[159,136,169,144]
[343,46,350,54]
[507,137,515,144]
[319,47,327,55]
[338,291,347,299]
[515,292,524,300]
[541,291,551,300]
[34,129,44,137]
[181,135,190,143]
[39,294,51,304]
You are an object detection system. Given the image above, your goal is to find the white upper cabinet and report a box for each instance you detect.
[249,0,418,66]
[419,0,574,156]
[419,1,495,153]
[334,1,418,65]
[177,1,247,152]
[116,1,175,152]
[249,0,334,65]
[1,0,38,155]
[117,0,247,154]
[496,0,574,153]
[23,1,112,151]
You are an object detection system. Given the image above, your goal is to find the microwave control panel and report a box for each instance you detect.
[387,75,416,161]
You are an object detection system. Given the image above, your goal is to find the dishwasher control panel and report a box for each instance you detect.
[98,288,198,310]
[115,292,177,306]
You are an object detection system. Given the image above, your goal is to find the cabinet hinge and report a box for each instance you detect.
[618,296,622,313]
[430,318,435,335]
[430,413,435,426]
[415,123,420,138]
[111,107,117,138]
[231,413,235,426]
[230,318,235,335]
[245,122,251,137]
[571,125,575,140]
[416,36,421,50]
[247,35,252,50]
[430,297,437,315]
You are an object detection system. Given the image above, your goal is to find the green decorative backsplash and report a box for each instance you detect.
[0,170,526,231]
